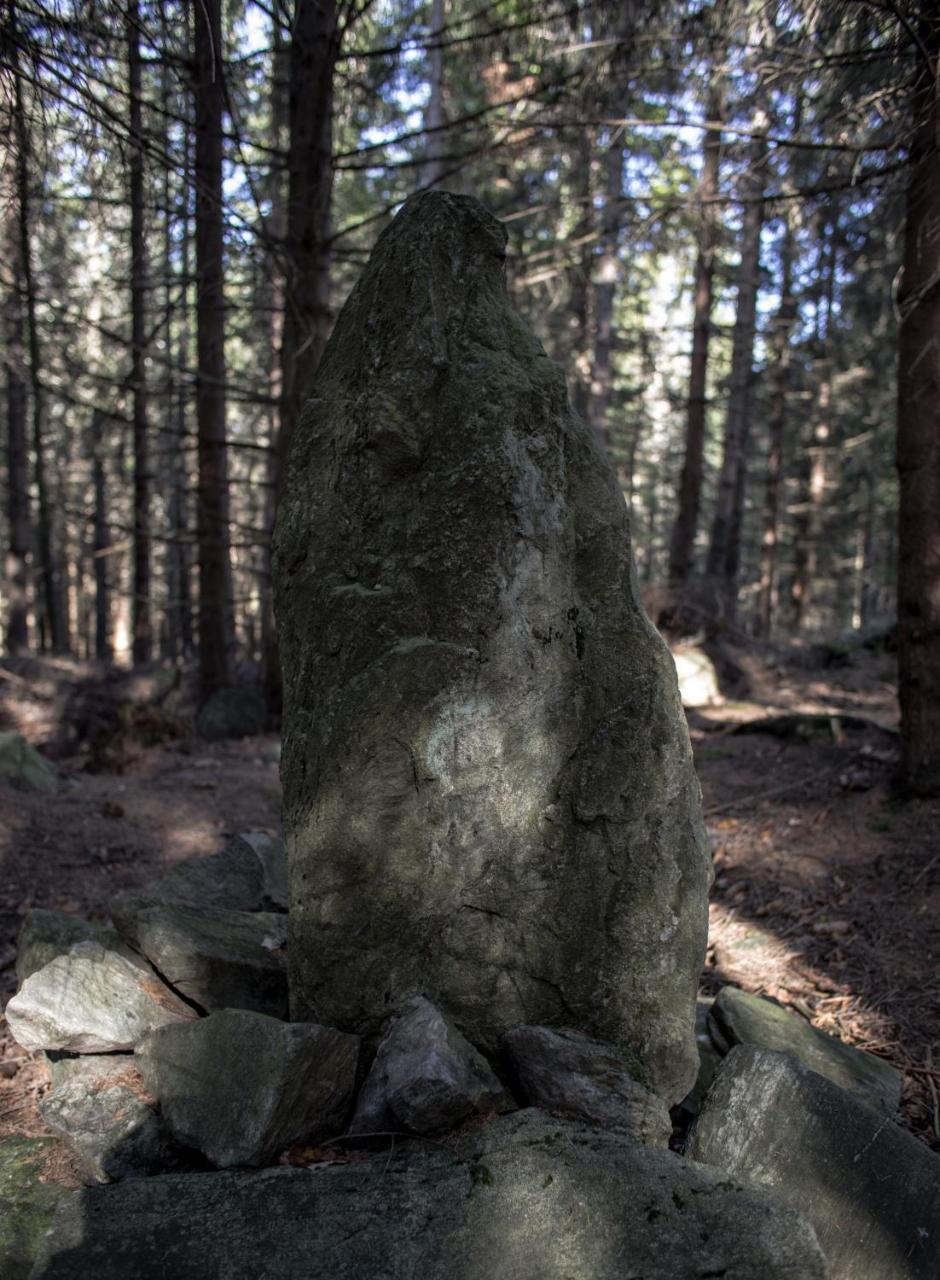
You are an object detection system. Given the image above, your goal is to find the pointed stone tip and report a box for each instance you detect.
[383,189,508,261]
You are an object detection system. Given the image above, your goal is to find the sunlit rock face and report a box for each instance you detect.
[273,191,710,1104]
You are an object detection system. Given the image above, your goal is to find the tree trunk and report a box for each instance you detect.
[127,0,151,663]
[278,0,339,476]
[260,15,290,709]
[421,0,445,187]
[897,13,940,795]
[91,410,112,662]
[756,201,796,638]
[668,77,724,592]
[193,0,234,698]
[3,133,31,655]
[704,105,768,625]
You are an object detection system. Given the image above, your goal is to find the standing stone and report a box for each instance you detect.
[273,191,710,1103]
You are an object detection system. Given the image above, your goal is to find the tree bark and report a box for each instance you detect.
[420,0,445,187]
[3,113,31,656]
[127,0,151,663]
[91,410,112,662]
[704,105,768,625]
[668,76,724,591]
[897,12,940,795]
[193,0,234,698]
[278,0,339,476]
[756,198,797,637]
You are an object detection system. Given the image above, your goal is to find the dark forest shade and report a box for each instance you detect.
[274,192,711,1105]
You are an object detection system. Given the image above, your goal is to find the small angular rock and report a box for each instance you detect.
[28,1111,827,1280]
[127,904,288,1016]
[502,1024,671,1145]
[44,1051,136,1090]
[196,687,268,741]
[16,910,129,984]
[109,838,266,945]
[349,997,512,1137]
[39,1073,183,1185]
[231,832,288,911]
[0,731,57,792]
[676,996,723,1117]
[709,984,902,1113]
[137,1008,359,1168]
[687,1045,940,1280]
[4,942,196,1053]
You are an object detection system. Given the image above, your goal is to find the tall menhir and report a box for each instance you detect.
[273,192,710,1104]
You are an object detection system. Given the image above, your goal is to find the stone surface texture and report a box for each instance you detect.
[15,910,128,984]
[0,1137,73,1280]
[349,996,512,1136]
[272,190,710,1103]
[39,1075,181,1185]
[109,837,267,945]
[676,996,722,1116]
[502,1024,671,1145]
[28,1110,825,1280]
[127,904,288,1016]
[4,942,196,1052]
[196,687,268,741]
[136,1008,359,1168]
[688,1045,940,1280]
[709,984,902,1113]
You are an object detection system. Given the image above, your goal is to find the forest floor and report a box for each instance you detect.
[0,640,937,1154]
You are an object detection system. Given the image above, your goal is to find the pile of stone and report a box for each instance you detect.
[3,833,937,1278]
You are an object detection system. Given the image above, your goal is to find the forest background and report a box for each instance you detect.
[2,0,939,795]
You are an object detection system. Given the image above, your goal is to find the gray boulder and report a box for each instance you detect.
[273,189,710,1105]
[349,996,512,1137]
[502,1024,671,1145]
[709,984,902,1113]
[196,687,268,741]
[28,1110,825,1279]
[39,1073,183,1185]
[687,1045,940,1280]
[109,838,267,944]
[676,995,723,1117]
[231,831,288,911]
[0,1137,74,1280]
[137,1008,359,1168]
[44,1050,136,1089]
[128,904,288,1016]
[4,942,196,1052]
[16,910,129,983]
[0,732,57,792]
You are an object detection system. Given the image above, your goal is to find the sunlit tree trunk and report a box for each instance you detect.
[704,104,768,625]
[668,76,724,593]
[128,0,151,663]
[897,11,940,795]
[193,0,234,698]
[3,141,31,656]
[91,410,112,662]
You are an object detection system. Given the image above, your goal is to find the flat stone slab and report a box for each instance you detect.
[16,910,131,984]
[0,1137,74,1280]
[127,904,288,1016]
[109,838,267,945]
[687,1045,940,1280]
[137,1008,359,1168]
[502,1024,671,1145]
[29,1110,825,1279]
[4,942,197,1052]
[39,1073,183,1185]
[709,984,902,1113]
[350,996,512,1137]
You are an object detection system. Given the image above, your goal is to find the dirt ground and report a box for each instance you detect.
[1,645,937,1152]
